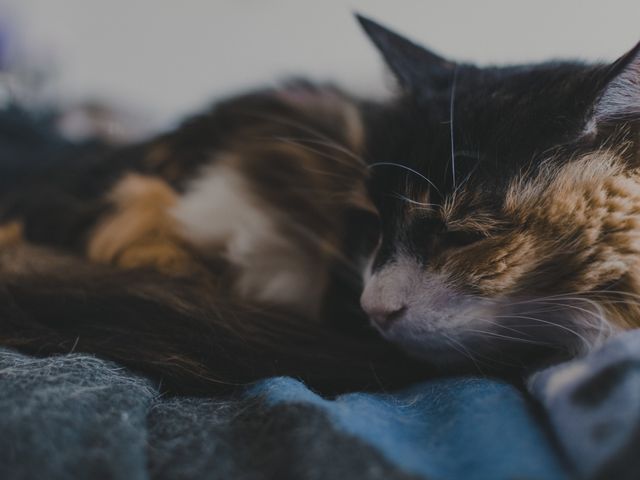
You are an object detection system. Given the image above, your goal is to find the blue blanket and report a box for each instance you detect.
[1,330,638,479]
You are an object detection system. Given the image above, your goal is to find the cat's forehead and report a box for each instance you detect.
[365,58,621,224]
[456,62,597,97]
[412,61,600,128]
[373,62,600,187]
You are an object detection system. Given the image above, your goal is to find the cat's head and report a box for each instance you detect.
[356,15,640,368]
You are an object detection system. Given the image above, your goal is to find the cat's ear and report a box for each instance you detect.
[355,14,454,92]
[591,41,640,124]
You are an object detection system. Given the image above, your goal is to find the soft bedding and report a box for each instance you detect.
[1,331,638,479]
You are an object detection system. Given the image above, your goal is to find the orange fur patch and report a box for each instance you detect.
[88,174,196,274]
[506,153,640,290]
[0,221,23,247]
[439,151,640,328]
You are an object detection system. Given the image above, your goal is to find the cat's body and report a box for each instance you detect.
[0,83,427,395]
[1,84,371,312]
[2,88,347,288]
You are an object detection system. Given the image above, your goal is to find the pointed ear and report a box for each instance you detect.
[592,41,640,124]
[355,14,454,92]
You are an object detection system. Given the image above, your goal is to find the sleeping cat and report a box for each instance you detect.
[356,16,640,367]
[0,14,638,394]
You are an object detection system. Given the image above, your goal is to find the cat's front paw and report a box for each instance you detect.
[87,173,198,275]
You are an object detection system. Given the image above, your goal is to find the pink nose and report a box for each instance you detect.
[360,291,407,330]
[370,305,407,330]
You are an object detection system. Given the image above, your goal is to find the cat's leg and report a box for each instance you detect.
[87,173,199,274]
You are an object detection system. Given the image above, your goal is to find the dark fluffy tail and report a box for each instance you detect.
[0,267,431,395]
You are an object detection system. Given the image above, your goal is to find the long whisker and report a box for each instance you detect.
[442,332,485,374]
[528,300,607,328]
[445,331,525,369]
[273,135,365,166]
[449,64,459,189]
[391,192,437,210]
[507,290,640,305]
[291,137,365,164]
[494,314,593,348]
[504,293,621,330]
[466,317,540,336]
[240,111,363,163]
[508,298,603,319]
[268,136,362,169]
[452,151,483,197]
[589,289,640,301]
[368,162,441,195]
[463,328,554,346]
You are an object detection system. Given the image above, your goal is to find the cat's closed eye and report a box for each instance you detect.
[405,215,486,251]
[441,229,486,248]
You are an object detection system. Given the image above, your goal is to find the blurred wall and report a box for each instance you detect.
[1,0,639,124]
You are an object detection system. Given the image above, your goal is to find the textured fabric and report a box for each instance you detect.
[529,330,640,480]
[0,346,570,480]
[252,377,568,480]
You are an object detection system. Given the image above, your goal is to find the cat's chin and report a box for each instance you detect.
[373,306,605,373]
[383,333,476,366]
[379,328,571,374]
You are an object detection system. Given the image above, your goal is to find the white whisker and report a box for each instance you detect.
[443,332,485,373]
[463,328,553,346]
[368,162,441,194]
[449,64,459,189]
[391,192,437,209]
[272,135,365,166]
[241,111,364,163]
[494,314,593,348]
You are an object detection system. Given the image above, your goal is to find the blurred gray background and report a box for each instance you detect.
[1,0,639,126]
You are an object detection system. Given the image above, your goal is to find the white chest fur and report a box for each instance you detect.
[172,159,325,316]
